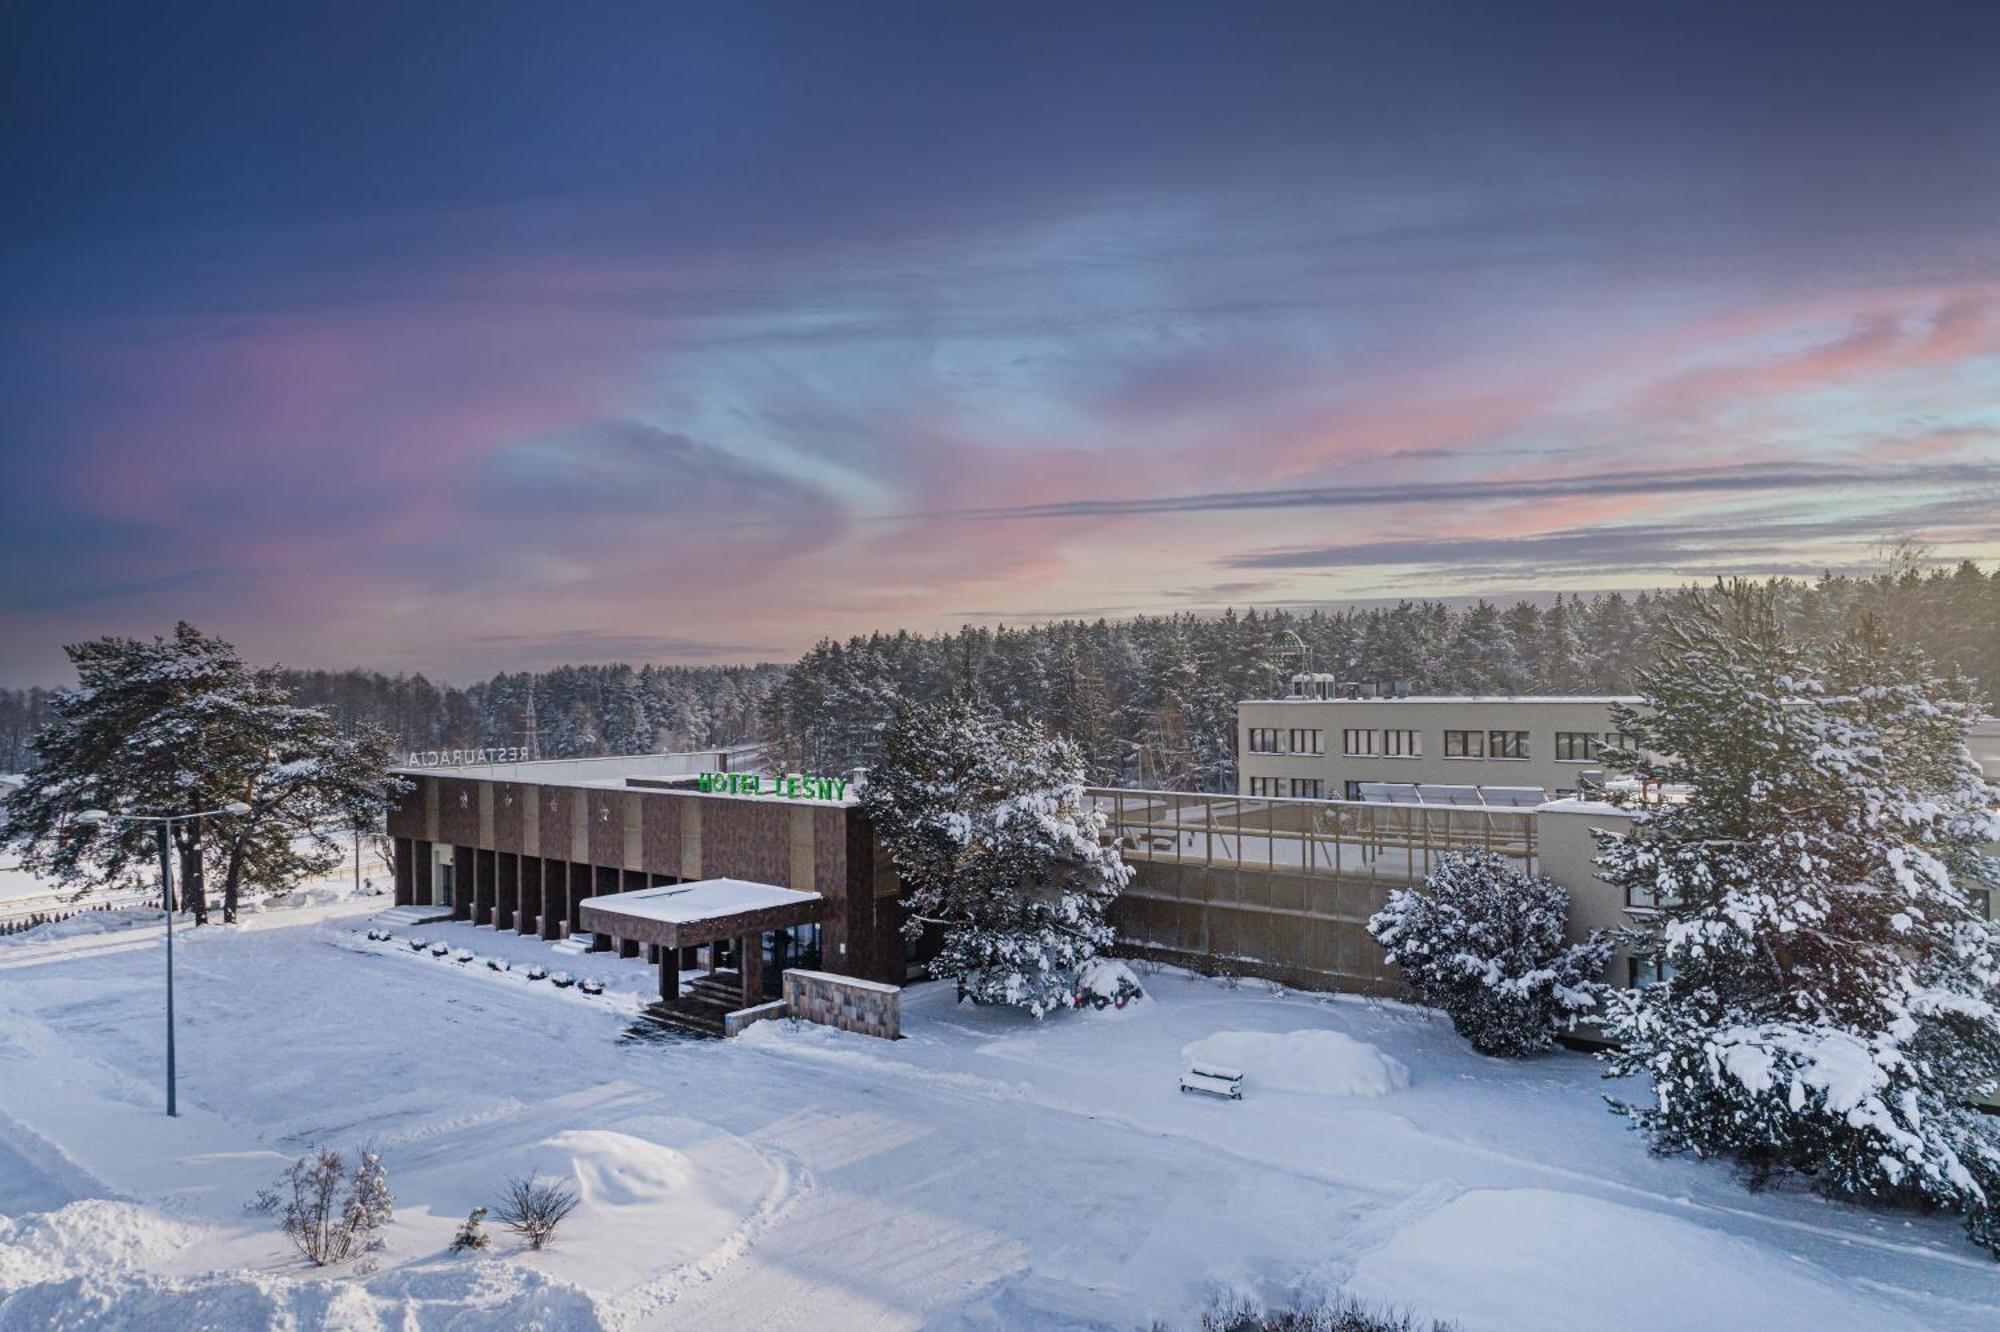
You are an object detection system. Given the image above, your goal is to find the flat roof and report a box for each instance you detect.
[583,878,821,925]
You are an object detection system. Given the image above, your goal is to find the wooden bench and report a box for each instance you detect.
[1179,1063,1244,1100]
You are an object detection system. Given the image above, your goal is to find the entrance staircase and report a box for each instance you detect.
[633,972,750,1040]
[373,904,455,929]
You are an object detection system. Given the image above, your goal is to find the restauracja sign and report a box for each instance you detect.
[402,746,530,767]
[698,772,850,801]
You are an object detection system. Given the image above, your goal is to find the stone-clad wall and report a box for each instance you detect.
[783,968,900,1040]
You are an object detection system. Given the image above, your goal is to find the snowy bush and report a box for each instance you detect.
[864,695,1131,1017]
[483,956,508,972]
[526,965,548,981]
[550,971,574,988]
[1369,850,1613,1057]
[578,977,604,996]
[250,1147,393,1268]
[409,937,428,952]
[1200,1292,1458,1331]
[1074,957,1144,1010]
[1597,584,2000,1256]
[494,1171,579,1250]
[429,942,450,957]
[453,948,474,964]
[449,1205,490,1253]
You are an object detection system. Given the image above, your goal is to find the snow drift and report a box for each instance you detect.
[1180,1030,1409,1097]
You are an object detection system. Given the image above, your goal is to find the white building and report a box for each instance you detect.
[1237,677,1641,802]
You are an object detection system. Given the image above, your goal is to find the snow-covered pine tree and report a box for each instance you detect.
[1597,581,2000,1256]
[864,694,1131,1017]
[1368,849,1614,1056]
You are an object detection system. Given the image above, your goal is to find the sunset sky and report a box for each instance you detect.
[4,1,1998,682]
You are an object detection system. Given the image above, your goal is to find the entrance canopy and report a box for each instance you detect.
[578,877,823,950]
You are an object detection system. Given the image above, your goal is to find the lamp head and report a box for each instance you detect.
[222,801,252,817]
[77,808,111,826]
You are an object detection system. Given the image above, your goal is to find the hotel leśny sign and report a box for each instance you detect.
[699,772,850,801]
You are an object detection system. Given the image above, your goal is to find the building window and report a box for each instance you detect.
[1342,728,1378,756]
[1628,955,1677,989]
[1247,728,1281,754]
[1382,728,1422,757]
[1248,776,1276,797]
[1488,730,1530,759]
[1555,731,1599,762]
[1289,778,1322,799]
[1344,780,1364,801]
[1444,730,1484,758]
[1288,728,1323,755]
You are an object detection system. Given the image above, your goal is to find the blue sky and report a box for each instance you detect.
[3,1,1998,680]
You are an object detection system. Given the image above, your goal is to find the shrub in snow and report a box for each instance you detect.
[550,971,574,988]
[1368,850,1613,1057]
[1201,1292,1459,1331]
[1596,583,2000,1257]
[430,942,451,957]
[449,1205,491,1253]
[484,956,508,972]
[494,1171,579,1250]
[578,977,604,996]
[864,694,1131,1018]
[409,937,428,952]
[1074,957,1144,1010]
[250,1146,393,1268]
[526,965,548,981]
[453,948,474,963]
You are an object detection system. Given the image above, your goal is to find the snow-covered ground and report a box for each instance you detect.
[2,899,1997,1329]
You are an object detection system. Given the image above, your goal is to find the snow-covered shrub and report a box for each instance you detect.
[495,1171,579,1250]
[864,695,1131,1017]
[453,948,474,964]
[1597,584,2000,1257]
[1074,957,1144,1010]
[429,942,450,957]
[449,1205,490,1253]
[1201,1291,1458,1331]
[409,937,428,952]
[578,977,604,996]
[250,1147,393,1268]
[1369,850,1613,1057]
[484,956,509,972]
[550,971,574,988]
[526,965,548,982]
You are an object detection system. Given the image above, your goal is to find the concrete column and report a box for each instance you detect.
[618,871,645,958]
[659,950,680,1001]
[740,930,763,1007]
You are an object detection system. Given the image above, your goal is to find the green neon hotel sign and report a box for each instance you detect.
[697,772,850,801]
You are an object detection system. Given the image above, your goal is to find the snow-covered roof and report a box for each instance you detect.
[580,878,821,926]
[1241,695,1643,705]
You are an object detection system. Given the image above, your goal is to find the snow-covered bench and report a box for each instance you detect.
[1179,1062,1244,1100]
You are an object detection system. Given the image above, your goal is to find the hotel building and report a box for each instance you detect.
[1237,678,1641,802]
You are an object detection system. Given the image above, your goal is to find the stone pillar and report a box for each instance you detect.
[495,853,518,931]
[618,871,645,958]
[659,950,680,1001]
[413,839,433,907]
[740,931,763,1007]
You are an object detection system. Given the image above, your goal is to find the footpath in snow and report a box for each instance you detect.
[0,897,1996,1330]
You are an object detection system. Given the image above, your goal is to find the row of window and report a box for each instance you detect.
[1249,727,1634,762]
[1247,776,1323,798]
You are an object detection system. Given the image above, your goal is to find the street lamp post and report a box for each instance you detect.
[76,801,251,1118]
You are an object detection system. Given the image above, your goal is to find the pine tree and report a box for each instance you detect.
[864,694,1131,1016]
[1597,582,2000,1255]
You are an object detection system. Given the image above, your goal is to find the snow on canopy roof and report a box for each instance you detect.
[581,878,821,926]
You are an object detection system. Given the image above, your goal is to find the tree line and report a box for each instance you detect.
[764,561,2000,791]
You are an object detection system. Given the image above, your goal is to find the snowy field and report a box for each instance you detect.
[2,901,1998,1328]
